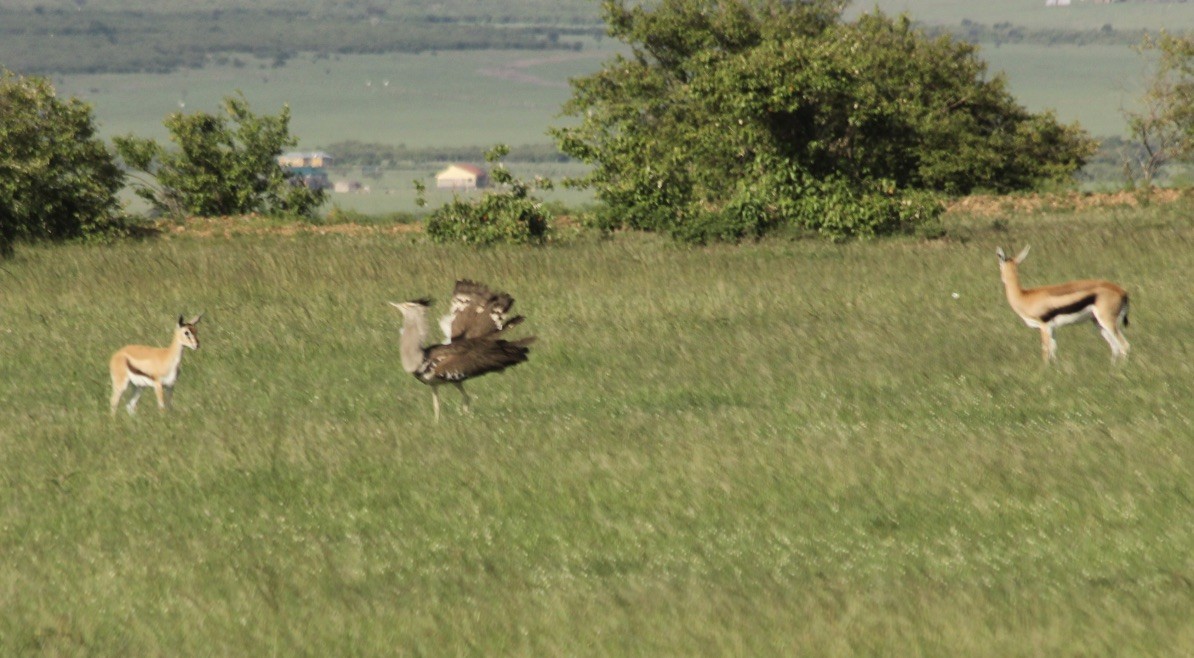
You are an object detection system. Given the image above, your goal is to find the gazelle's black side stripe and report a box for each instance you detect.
[127,360,152,379]
[1041,294,1096,323]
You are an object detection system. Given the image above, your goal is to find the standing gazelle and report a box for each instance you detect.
[997,246,1129,364]
[109,314,202,415]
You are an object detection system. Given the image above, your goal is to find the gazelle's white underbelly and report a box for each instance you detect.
[1020,306,1094,330]
[127,366,179,388]
[128,372,156,388]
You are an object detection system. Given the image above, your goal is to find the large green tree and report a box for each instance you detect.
[115,94,324,219]
[552,0,1095,241]
[0,69,124,256]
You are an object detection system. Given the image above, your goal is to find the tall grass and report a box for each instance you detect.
[2,200,1194,655]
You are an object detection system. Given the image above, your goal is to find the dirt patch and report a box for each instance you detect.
[161,216,424,238]
[945,188,1186,217]
[157,189,1188,238]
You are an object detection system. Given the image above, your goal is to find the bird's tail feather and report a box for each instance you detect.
[510,335,536,348]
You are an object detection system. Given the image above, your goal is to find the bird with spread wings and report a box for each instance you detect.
[390,280,535,420]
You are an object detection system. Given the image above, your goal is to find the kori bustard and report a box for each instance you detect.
[390,280,535,420]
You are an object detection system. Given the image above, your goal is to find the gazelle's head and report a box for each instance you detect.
[177,313,202,350]
[996,245,1030,283]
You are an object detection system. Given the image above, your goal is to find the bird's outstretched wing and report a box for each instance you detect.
[419,336,535,382]
[439,279,524,343]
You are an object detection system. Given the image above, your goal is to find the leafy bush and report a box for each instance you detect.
[553,0,1093,243]
[422,146,551,245]
[114,94,325,219]
[0,69,124,256]
[661,176,944,244]
[790,179,945,240]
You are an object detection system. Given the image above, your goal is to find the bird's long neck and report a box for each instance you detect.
[399,311,430,374]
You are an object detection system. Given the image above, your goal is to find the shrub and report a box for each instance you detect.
[114,94,325,220]
[0,69,124,256]
[422,146,551,246]
[789,179,945,240]
[552,0,1092,242]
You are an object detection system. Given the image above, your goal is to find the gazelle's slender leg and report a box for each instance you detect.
[154,382,167,409]
[1094,310,1129,362]
[454,382,470,413]
[432,387,441,422]
[1098,326,1124,361]
[1117,307,1131,358]
[1098,322,1127,363]
[110,376,128,417]
[1116,329,1130,360]
[126,387,143,414]
[1040,327,1056,363]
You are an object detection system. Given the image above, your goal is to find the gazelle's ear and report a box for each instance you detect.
[388,301,403,309]
[1015,245,1031,264]
[996,247,1007,261]
[188,313,203,325]
[178,315,186,327]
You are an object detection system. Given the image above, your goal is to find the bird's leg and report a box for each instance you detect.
[454,382,470,414]
[432,386,441,422]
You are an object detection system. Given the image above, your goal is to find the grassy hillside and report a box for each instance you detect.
[56,47,614,213]
[55,49,611,148]
[845,0,1194,138]
[0,0,600,17]
[980,42,1145,138]
[848,0,1194,31]
[2,199,1193,655]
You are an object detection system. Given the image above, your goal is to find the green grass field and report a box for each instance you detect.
[2,199,1193,655]
[54,46,612,149]
[981,43,1145,139]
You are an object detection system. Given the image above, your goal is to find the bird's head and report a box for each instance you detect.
[389,298,432,321]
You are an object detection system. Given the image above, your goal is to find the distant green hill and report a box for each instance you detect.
[843,0,1194,138]
[847,0,1194,32]
[0,0,600,20]
[0,3,603,75]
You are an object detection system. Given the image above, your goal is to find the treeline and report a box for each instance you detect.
[2,0,601,22]
[925,19,1149,47]
[0,8,604,75]
[322,141,572,168]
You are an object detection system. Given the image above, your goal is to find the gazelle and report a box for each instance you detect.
[109,314,202,415]
[997,246,1129,364]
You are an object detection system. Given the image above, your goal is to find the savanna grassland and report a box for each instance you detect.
[2,198,1193,656]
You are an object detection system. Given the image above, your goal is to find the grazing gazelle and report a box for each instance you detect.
[390,280,534,421]
[997,246,1129,363]
[109,314,202,416]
